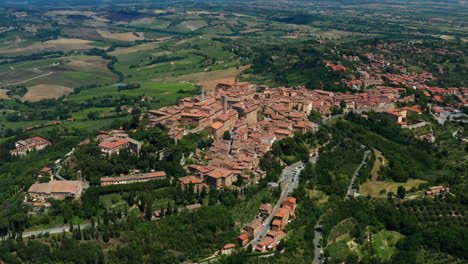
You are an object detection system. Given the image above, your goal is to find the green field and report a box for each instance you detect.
[69,82,198,108]
[371,230,404,261]
[113,38,240,84]
[0,55,118,88]
[71,107,115,120]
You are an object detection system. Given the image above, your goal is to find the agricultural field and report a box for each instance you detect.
[359,179,428,196]
[112,37,244,86]
[0,55,118,101]
[68,82,197,108]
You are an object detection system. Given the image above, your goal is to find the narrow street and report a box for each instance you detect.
[346,148,370,198]
[246,160,304,249]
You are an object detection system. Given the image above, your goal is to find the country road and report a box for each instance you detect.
[3,71,53,86]
[346,148,370,198]
[1,223,90,240]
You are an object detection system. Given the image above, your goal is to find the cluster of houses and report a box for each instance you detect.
[329,43,467,109]
[149,80,408,190]
[225,196,297,253]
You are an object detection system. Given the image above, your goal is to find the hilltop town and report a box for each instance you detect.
[15,77,459,259]
[0,1,466,263]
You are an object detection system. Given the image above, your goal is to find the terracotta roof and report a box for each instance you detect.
[178,176,202,185]
[99,138,128,149]
[274,208,290,218]
[28,181,83,195]
[237,233,249,240]
[246,219,262,229]
[223,243,236,249]
[271,219,282,226]
[283,197,296,204]
[210,122,224,130]
[258,236,275,247]
[274,129,292,135]
[206,168,233,179]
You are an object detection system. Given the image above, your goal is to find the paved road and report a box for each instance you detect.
[247,161,305,249]
[312,224,323,264]
[246,143,327,250]
[1,223,90,240]
[346,148,369,198]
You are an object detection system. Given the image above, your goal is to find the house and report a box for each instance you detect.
[236,233,249,246]
[28,180,86,201]
[178,176,206,192]
[204,168,235,189]
[10,137,51,156]
[255,237,276,252]
[216,80,250,91]
[38,167,53,178]
[243,219,263,237]
[100,171,166,186]
[221,243,236,255]
[259,204,273,216]
[266,230,286,242]
[383,105,421,125]
[99,135,142,156]
[282,197,297,211]
[282,197,297,218]
[271,208,290,231]
[426,186,449,196]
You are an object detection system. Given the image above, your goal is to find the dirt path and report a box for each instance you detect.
[4,71,53,86]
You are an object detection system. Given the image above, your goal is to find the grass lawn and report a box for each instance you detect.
[370,148,387,181]
[371,230,404,261]
[26,215,88,232]
[100,193,127,209]
[359,179,428,196]
[307,188,329,204]
[326,238,353,261]
[328,217,358,244]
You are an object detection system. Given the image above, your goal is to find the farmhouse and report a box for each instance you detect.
[98,133,142,155]
[10,137,51,156]
[28,180,86,201]
[426,186,450,196]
